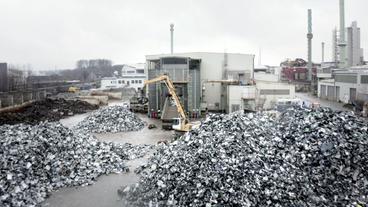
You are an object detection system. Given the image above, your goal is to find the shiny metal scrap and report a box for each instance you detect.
[121,107,368,207]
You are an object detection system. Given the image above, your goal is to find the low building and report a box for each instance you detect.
[100,64,146,91]
[318,66,368,103]
[227,81,296,112]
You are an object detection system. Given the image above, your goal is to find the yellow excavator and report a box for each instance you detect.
[144,75,199,132]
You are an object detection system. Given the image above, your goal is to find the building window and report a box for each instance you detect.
[162,57,187,64]
[139,80,142,84]
[361,75,368,84]
[335,74,357,83]
[260,89,290,95]
[122,80,125,84]
[118,80,122,84]
[111,81,113,84]
[136,69,144,74]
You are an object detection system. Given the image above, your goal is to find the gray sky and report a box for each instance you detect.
[0,0,367,70]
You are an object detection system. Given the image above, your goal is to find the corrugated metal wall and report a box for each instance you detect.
[147,57,201,114]
[320,85,327,99]
[335,74,357,83]
[327,86,335,101]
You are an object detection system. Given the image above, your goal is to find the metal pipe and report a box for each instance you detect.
[170,24,174,54]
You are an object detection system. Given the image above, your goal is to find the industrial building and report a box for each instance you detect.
[227,82,296,112]
[279,58,318,92]
[145,52,254,115]
[100,64,146,91]
[347,21,364,67]
[331,4,364,68]
[318,66,368,103]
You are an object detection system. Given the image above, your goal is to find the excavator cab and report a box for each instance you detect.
[172,118,182,131]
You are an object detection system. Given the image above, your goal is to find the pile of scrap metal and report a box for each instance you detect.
[74,105,145,133]
[0,122,129,207]
[120,107,368,206]
[0,98,98,125]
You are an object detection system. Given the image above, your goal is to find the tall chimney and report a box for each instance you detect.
[338,0,347,67]
[322,42,325,63]
[307,9,313,81]
[170,23,174,54]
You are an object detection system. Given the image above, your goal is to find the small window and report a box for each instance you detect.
[139,80,142,84]
[111,81,113,84]
[118,80,122,84]
[127,81,130,85]
[122,80,125,84]
[361,75,368,84]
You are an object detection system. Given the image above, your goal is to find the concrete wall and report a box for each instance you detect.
[0,89,46,109]
[0,94,13,107]
[227,85,256,113]
[256,81,296,110]
[254,73,280,82]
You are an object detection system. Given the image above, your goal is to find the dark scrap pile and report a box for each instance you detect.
[0,98,98,125]
[0,122,130,207]
[75,105,145,133]
[121,108,368,206]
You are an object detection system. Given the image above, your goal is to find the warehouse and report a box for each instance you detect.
[318,67,368,103]
[146,52,254,115]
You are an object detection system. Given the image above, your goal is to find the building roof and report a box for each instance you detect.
[146,52,255,60]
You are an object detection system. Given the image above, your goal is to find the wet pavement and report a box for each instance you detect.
[43,101,174,207]
[296,92,350,111]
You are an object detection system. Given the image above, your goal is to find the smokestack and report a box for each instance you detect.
[339,0,347,67]
[307,9,313,81]
[322,42,325,63]
[170,23,174,54]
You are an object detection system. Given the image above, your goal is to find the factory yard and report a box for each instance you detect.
[43,108,174,207]
[1,94,368,206]
[1,1,368,206]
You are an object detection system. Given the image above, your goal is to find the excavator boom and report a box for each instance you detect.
[144,75,188,123]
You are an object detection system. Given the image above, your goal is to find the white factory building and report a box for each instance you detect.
[146,52,254,114]
[146,52,297,114]
[100,64,146,91]
[318,66,368,103]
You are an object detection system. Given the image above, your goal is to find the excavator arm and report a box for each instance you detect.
[144,75,188,124]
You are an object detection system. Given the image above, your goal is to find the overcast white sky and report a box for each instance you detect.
[0,0,367,70]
